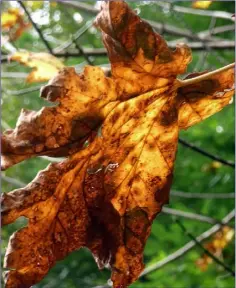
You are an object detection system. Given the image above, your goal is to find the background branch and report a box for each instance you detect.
[141,210,235,277]
[162,207,224,225]
[156,2,234,20]
[171,190,235,199]
[175,218,235,276]
[18,1,54,54]
[179,138,235,168]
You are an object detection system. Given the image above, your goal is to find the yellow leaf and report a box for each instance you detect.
[1,8,21,29]
[10,51,65,83]
[1,7,31,41]
[192,1,213,9]
[196,226,234,271]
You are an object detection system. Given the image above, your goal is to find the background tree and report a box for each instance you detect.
[1,1,235,288]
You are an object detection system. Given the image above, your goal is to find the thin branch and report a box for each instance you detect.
[4,85,42,96]
[140,209,235,277]
[156,2,234,21]
[1,72,29,79]
[178,41,234,50]
[53,20,94,53]
[179,138,235,168]
[1,119,12,130]
[1,174,26,188]
[57,0,98,15]
[162,207,223,225]
[73,39,94,66]
[39,156,65,163]
[57,0,234,39]
[198,24,235,39]
[178,63,235,87]
[17,1,54,54]
[143,19,199,40]
[171,190,235,199]
[1,40,235,65]
[175,218,235,276]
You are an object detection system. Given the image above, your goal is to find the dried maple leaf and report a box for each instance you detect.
[10,51,65,83]
[1,8,31,42]
[1,1,235,288]
[196,226,234,271]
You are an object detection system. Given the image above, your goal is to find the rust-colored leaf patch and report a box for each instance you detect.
[1,1,235,287]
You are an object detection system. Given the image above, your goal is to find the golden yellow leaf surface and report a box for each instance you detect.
[192,1,213,9]
[10,51,65,83]
[178,69,235,129]
[1,1,235,287]
[1,66,117,170]
[2,8,20,29]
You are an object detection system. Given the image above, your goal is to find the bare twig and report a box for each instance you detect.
[162,207,223,225]
[1,72,29,79]
[141,210,235,277]
[18,1,54,54]
[156,2,234,21]
[171,190,235,199]
[1,174,26,188]
[39,156,65,163]
[57,0,234,39]
[179,138,235,168]
[1,119,12,130]
[53,20,94,53]
[175,218,235,276]
[178,41,234,50]
[198,24,235,39]
[57,0,98,15]
[73,39,94,65]
[4,85,42,96]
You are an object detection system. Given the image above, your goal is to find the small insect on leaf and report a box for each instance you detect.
[1,1,235,288]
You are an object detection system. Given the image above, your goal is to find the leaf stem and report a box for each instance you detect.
[178,62,235,87]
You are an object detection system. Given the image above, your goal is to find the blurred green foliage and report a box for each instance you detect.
[1,1,235,288]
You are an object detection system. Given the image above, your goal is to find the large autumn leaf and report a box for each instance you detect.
[1,1,235,287]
